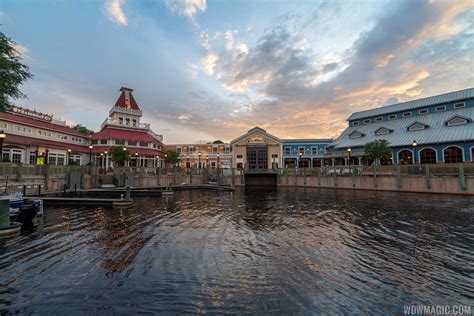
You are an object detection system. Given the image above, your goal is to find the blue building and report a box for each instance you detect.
[282,139,332,168]
[328,87,474,165]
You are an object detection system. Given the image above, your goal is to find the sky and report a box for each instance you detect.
[0,0,473,143]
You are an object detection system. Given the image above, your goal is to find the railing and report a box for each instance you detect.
[101,118,150,130]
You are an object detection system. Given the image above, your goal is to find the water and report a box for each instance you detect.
[1,188,473,314]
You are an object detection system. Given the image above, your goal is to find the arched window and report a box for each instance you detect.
[419,148,437,164]
[398,150,413,165]
[444,146,463,163]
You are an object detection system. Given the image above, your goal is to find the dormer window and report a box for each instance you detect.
[436,105,446,112]
[349,130,365,139]
[403,112,412,118]
[374,127,393,136]
[375,117,383,122]
[388,114,397,120]
[445,115,471,127]
[453,102,465,109]
[363,119,371,124]
[352,121,360,126]
[419,109,428,115]
[407,122,429,131]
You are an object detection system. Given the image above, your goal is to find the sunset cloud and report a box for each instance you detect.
[105,0,128,26]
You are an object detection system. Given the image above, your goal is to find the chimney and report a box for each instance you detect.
[120,87,133,109]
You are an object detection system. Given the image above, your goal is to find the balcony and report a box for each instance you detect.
[101,118,150,130]
[283,151,325,158]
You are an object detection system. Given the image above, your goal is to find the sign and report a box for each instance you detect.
[248,133,266,143]
[8,106,53,122]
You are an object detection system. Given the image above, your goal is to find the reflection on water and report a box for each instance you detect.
[0,188,473,314]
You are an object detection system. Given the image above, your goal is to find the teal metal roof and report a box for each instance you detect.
[332,107,474,149]
[348,87,474,121]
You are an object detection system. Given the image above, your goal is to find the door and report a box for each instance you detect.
[247,147,268,170]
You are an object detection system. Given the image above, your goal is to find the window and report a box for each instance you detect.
[71,137,82,143]
[236,154,243,159]
[29,152,36,164]
[403,112,412,117]
[311,147,318,155]
[298,147,305,155]
[0,122,7,129]
[188,147,194,154]
[70,154,81,165]
[225,147,230,154]
[419,109,428,115]
[100,139,108,145]
[352,121,360,126]
[375,127,392,136]
[132,119,137,126]
[6,149,24,164]
[115,140,125,145]
[407,122,428,132]
[47,153,66,165]
[398,150,413,165]
[57,134,68,140]
[37,130,52,137]
[125,118,130,125]
[128,141,137,146]
[375,117,383,122]
[388,114,397,120]
[212,146,218,154]
[420,148,437,164]
[436,105,446,112]
[119,117,124,124]
[444,146,463,163]
[363,119,371,124]
[14,125,32,133]
[176,147,182,154]
[349,131,364,139]
[139,142,148,147]
[284,147,291,155]
[445,116,470,127]
[453,102,465,109]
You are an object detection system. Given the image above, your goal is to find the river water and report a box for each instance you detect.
[1,188,473,314]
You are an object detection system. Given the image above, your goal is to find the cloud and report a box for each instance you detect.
[201,52,219,75]
[105,0,128,26]
[178,113,193,120]
[165,0,207,20]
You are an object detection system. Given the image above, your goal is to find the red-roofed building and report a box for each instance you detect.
[0,106,91,165]
[91,87,163,168]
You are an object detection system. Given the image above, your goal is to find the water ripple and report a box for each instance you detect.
[0,188,473,314]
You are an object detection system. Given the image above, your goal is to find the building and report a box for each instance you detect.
[328,87,474,165]
[163,142,232,168]
[91,87,163,168]
[230,127,283,170]
[282,139,332,168]
[0,106,91,165]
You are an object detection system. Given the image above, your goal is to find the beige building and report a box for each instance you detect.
[230,127,282,170]
[163,143,232,169]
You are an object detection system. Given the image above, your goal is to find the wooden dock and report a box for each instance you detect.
[26,197,134,208]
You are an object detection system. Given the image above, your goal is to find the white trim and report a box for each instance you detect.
[403,112,412,117]
[375,117,383,122]
[352,121,360,126]
[435,105,446,112]
[397,148,414,164]
[388,114,397,120]
[418,147,438,163]
[453,102,465,109]
[363,119,371,124]
[418,108,429,115]
[441,145,464,163]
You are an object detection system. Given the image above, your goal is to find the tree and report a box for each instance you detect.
[212,140,224,144]
[364,139,392,165]
[164,150,179,165]
[72,124,94,135]
[0,31,33,111]
[109,146,130,166]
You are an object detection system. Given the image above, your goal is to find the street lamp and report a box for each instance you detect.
[89,145,93,166]
[412,140,417,164]
[100,152,104,168]
[298,152,302,168]
[123,147,127,151]
[45,148,49,165]
[347,148,352,168]
[0,130,6,161]
[198,151,202,169]
[187,155,190,168]
[67,148,72,165]
[206,156,209,168]
[217,153,220,170]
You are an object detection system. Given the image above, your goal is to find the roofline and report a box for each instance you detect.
[230,126,282,144]
[347,87,474,121]
[0,115,89,138]
[282,139,333,142]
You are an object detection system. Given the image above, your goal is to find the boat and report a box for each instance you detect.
[9,192,24,216]
[8,193,44,230]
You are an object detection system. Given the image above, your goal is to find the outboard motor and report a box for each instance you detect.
[18,200,39,231]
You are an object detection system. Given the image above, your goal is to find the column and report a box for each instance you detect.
[331,158,335,166]
[358,157,362,166]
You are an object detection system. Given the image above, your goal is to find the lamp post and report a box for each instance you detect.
[89,145,93,166]
[298,152,302,169]
[198,151,202,169]
[0,130,5,161]
[412,140,417,164]
[206,156,209,168]
[187,155,190,168]
[45,148,49,165]
[67,148,72,165]
[347,148,352,168]
[100,153,104,168]
[217,153,220,170]
[164,154,167,169]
